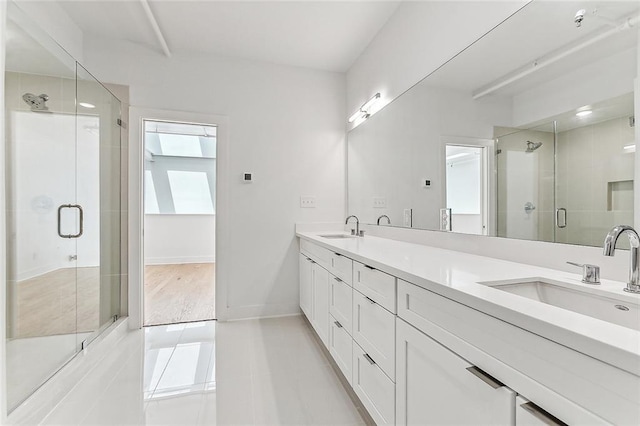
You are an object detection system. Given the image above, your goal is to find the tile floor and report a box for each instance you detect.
[40,316,368,425]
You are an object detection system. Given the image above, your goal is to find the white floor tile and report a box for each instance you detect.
[38,316,366,426]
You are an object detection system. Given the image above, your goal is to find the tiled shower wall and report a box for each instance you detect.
[556,116,635,246]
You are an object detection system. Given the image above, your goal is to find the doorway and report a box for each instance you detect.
[142,120,217,326]
[444,143,490,235]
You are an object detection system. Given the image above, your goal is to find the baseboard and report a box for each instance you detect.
[144,256,215,265]
[7,318,130,425]
[216,303,300,321]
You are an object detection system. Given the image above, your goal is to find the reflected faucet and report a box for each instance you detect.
[345,215,360,236]
[377,215,391,226]
[603,225,640,293]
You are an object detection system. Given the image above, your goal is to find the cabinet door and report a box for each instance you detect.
[396,318,515,426]
[353,342,396,425]
[299,254,313,319]
[516,396,568,426]
[312,263,330,349]
[353,290,395,380]
[329,276,352,334]
[329,315,353,385]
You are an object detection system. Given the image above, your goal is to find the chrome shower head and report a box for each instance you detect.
[22,93,50,112]
[525,140,543,153]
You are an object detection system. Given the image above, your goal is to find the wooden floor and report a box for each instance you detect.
[144,263,215,326]
[9,267,100,339]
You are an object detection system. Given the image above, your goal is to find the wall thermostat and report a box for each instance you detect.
[243,172,253,183]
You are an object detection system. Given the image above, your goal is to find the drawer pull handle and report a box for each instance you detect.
[334,321,343,328]
[466,366,504,389]
[334,252,342,257]
[365,296,376,305]
[334,277,342,282]
[310,260,316,264]
[363,353,376,365]
[520,402,567,426]
[364,265,375,270]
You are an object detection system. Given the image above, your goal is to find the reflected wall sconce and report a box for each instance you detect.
[348,92,381,123]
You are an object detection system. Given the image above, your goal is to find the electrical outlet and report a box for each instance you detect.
[403,209,412,227]
[300,196,316,208]
[373,197,387,208]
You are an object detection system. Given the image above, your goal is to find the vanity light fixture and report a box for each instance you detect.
[348,92,381,123]
[79,102,96,109]
[576,110,592,117]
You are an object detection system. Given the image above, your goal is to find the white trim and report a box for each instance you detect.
[144,257,215,265]
[128,107,229,329]
[139,0,171,57]
[1,1,8,421]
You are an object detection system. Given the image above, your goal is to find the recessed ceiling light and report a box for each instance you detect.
[79,102,96,109]
[576,110,592,117]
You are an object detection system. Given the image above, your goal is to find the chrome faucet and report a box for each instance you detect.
[345,215,360,236]
[377,215,391,226]
[603,225,640,293]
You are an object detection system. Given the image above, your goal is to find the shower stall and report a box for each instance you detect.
[4,2,124,412]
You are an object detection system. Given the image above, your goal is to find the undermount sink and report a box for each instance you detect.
[480,279,640,332]
[319,234,356,239]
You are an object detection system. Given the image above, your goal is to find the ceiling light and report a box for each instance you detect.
[446,152,471,160]
[576,110,592,117]
[79,102,96,109]
[348,93,381,124]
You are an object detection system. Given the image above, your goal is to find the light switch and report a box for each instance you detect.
[373,197,387,208]
[301,197,316,208]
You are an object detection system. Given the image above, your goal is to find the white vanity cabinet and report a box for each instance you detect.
[353,342,396,425]
[299,250,330,348]
[311,263,330,348]
[396,318,516,425]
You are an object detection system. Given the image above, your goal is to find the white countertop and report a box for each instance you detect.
[297,231,640,376]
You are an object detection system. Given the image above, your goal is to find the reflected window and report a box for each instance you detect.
[144,170,160,214]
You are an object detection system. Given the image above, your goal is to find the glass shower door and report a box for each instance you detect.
[4,12,81,408]
[75,64,122,348]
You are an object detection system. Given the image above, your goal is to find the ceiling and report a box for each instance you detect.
[57,0,401,72]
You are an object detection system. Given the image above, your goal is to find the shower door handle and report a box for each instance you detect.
[57,204,84,238]
[555,208,567,229]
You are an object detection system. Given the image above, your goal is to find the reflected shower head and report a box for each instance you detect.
[526,140,543,153]
[22,93,50,112]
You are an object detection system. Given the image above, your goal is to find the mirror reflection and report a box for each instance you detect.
[347,1,638,247]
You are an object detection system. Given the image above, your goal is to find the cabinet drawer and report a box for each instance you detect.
[354,262,396,313]
[516,396,568,426]
[330,252,353,285]
[330,276,353,334]
[300,239,332,270]
[353,290,395,380]
[330,315,353,386]
[353,342,395,425]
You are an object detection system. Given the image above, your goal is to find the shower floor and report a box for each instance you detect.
[144,262,215,326]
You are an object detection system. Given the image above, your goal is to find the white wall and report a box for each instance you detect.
[144,215,215,265]
[346,1,525,125]
[84,37,346,320]
[12,0,83,62]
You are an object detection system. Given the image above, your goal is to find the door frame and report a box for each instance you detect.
[440,135,495,236]
[128,107,230,329]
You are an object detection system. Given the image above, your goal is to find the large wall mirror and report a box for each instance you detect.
[347,1,639,247]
